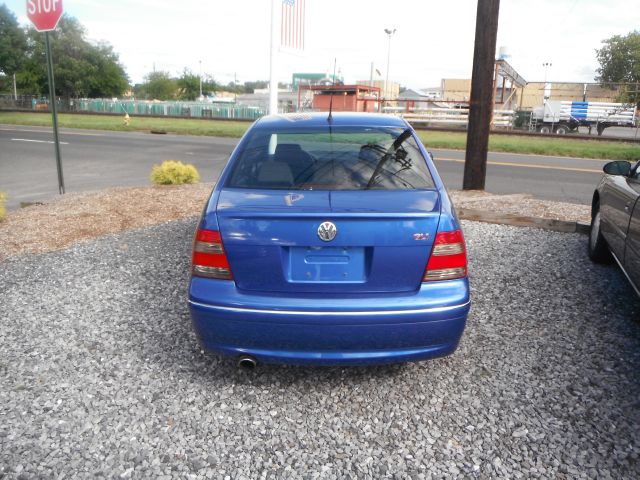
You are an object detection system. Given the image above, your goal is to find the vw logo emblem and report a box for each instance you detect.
[317,221,337,242]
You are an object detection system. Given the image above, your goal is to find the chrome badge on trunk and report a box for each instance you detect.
[317,222,337,242]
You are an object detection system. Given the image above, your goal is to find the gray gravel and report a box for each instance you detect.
[1,219,639,479]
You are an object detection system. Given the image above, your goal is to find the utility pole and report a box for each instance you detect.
[463,0,500,191]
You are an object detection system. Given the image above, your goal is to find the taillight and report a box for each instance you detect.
[192,229,233,280]
[423,229,467,282]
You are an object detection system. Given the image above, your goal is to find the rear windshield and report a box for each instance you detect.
[225,126,435,190]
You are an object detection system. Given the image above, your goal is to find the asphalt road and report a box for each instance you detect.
[0,124,611,210]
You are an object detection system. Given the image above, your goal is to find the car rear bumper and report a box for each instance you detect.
[188,278,470,366]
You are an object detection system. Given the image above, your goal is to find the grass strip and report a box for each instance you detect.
[2,111,639,160]
[416,131,640,161]
[0,112,249,138]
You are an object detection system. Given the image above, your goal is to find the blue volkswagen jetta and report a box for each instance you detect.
[188,112,470,366]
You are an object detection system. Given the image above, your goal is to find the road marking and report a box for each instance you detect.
[1,127,103,136]
[11,138,69,145]
[51,131,103,137]
[435,157,601,174]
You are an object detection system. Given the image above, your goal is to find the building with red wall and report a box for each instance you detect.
[297,85,380,112]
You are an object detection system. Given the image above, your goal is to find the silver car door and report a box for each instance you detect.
[600,172,638,260]
[623,166,640,293]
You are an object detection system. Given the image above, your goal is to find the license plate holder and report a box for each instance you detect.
[287,246,366,283]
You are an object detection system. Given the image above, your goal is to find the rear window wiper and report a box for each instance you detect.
[365,129,413,189]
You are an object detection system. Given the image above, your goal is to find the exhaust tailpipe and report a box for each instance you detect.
[237,356,257,369]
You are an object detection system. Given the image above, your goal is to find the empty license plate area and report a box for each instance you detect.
[287,246,367,283]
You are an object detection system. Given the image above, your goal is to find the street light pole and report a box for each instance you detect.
[234,72,238,103]
[268,0,279,115]
[199,60,203,99]
[542,62,552,101]
[384,28,396,101]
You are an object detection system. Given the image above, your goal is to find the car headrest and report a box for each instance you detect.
[275,144,303,157]
[257,161,294,186]
[274,144,309,165]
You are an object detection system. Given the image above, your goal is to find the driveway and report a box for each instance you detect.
[0,221,638,478]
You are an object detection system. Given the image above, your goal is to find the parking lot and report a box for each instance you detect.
[1,219,639,478]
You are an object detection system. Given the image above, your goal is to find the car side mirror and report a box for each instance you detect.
[603,160,632,176]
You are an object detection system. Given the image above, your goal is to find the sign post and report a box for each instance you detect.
[27,0,65,194]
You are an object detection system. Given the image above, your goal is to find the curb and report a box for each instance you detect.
[457,207,590,235]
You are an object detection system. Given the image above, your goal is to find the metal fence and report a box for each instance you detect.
[0,94,38,110]
[2,94,638,140]
[0,95,266,120]
[378,99,515,129]
[397,108,515,128]
[76,99,265,119]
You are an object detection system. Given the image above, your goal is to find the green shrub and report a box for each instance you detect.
[0,192,6,221]
[150,160,200,185]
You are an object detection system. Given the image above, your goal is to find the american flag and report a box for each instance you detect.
[281,0,305,51]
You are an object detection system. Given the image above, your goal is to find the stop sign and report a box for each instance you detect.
[27,0,64,32]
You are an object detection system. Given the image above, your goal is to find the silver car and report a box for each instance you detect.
[589,160,640,296]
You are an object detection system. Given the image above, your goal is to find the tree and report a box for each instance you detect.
[201,74,218,95]
[0,3,27,93]
[243,80,268,94]
[142,71,176,100]
[177,69,200,100]
[596,30,640,84]
[0,3,27,75]
[85,42,129,98]
[596,31,640,104]
[15,14,129,98]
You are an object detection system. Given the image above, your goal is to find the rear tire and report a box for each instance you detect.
[588,203,612,263]
[538,125,552,134]
[554,124,571,135]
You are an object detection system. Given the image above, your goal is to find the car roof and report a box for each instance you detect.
[254,112,409,130]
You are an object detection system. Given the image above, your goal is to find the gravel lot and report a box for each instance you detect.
[1,220,639,479]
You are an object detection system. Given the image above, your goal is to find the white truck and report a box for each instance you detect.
[531,101,638,135]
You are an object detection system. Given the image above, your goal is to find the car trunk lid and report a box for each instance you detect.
[216,188,441,294]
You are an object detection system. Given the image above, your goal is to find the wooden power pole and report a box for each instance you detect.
[463,0,500,190]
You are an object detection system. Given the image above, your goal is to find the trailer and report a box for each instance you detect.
[530,101,637,135]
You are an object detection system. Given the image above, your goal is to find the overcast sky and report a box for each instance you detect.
[6,0,640,88]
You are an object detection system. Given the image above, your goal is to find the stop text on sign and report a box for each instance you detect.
[26,0,63,31]
[27,0,61,14]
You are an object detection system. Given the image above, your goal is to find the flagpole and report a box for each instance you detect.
[269,0,279,115]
